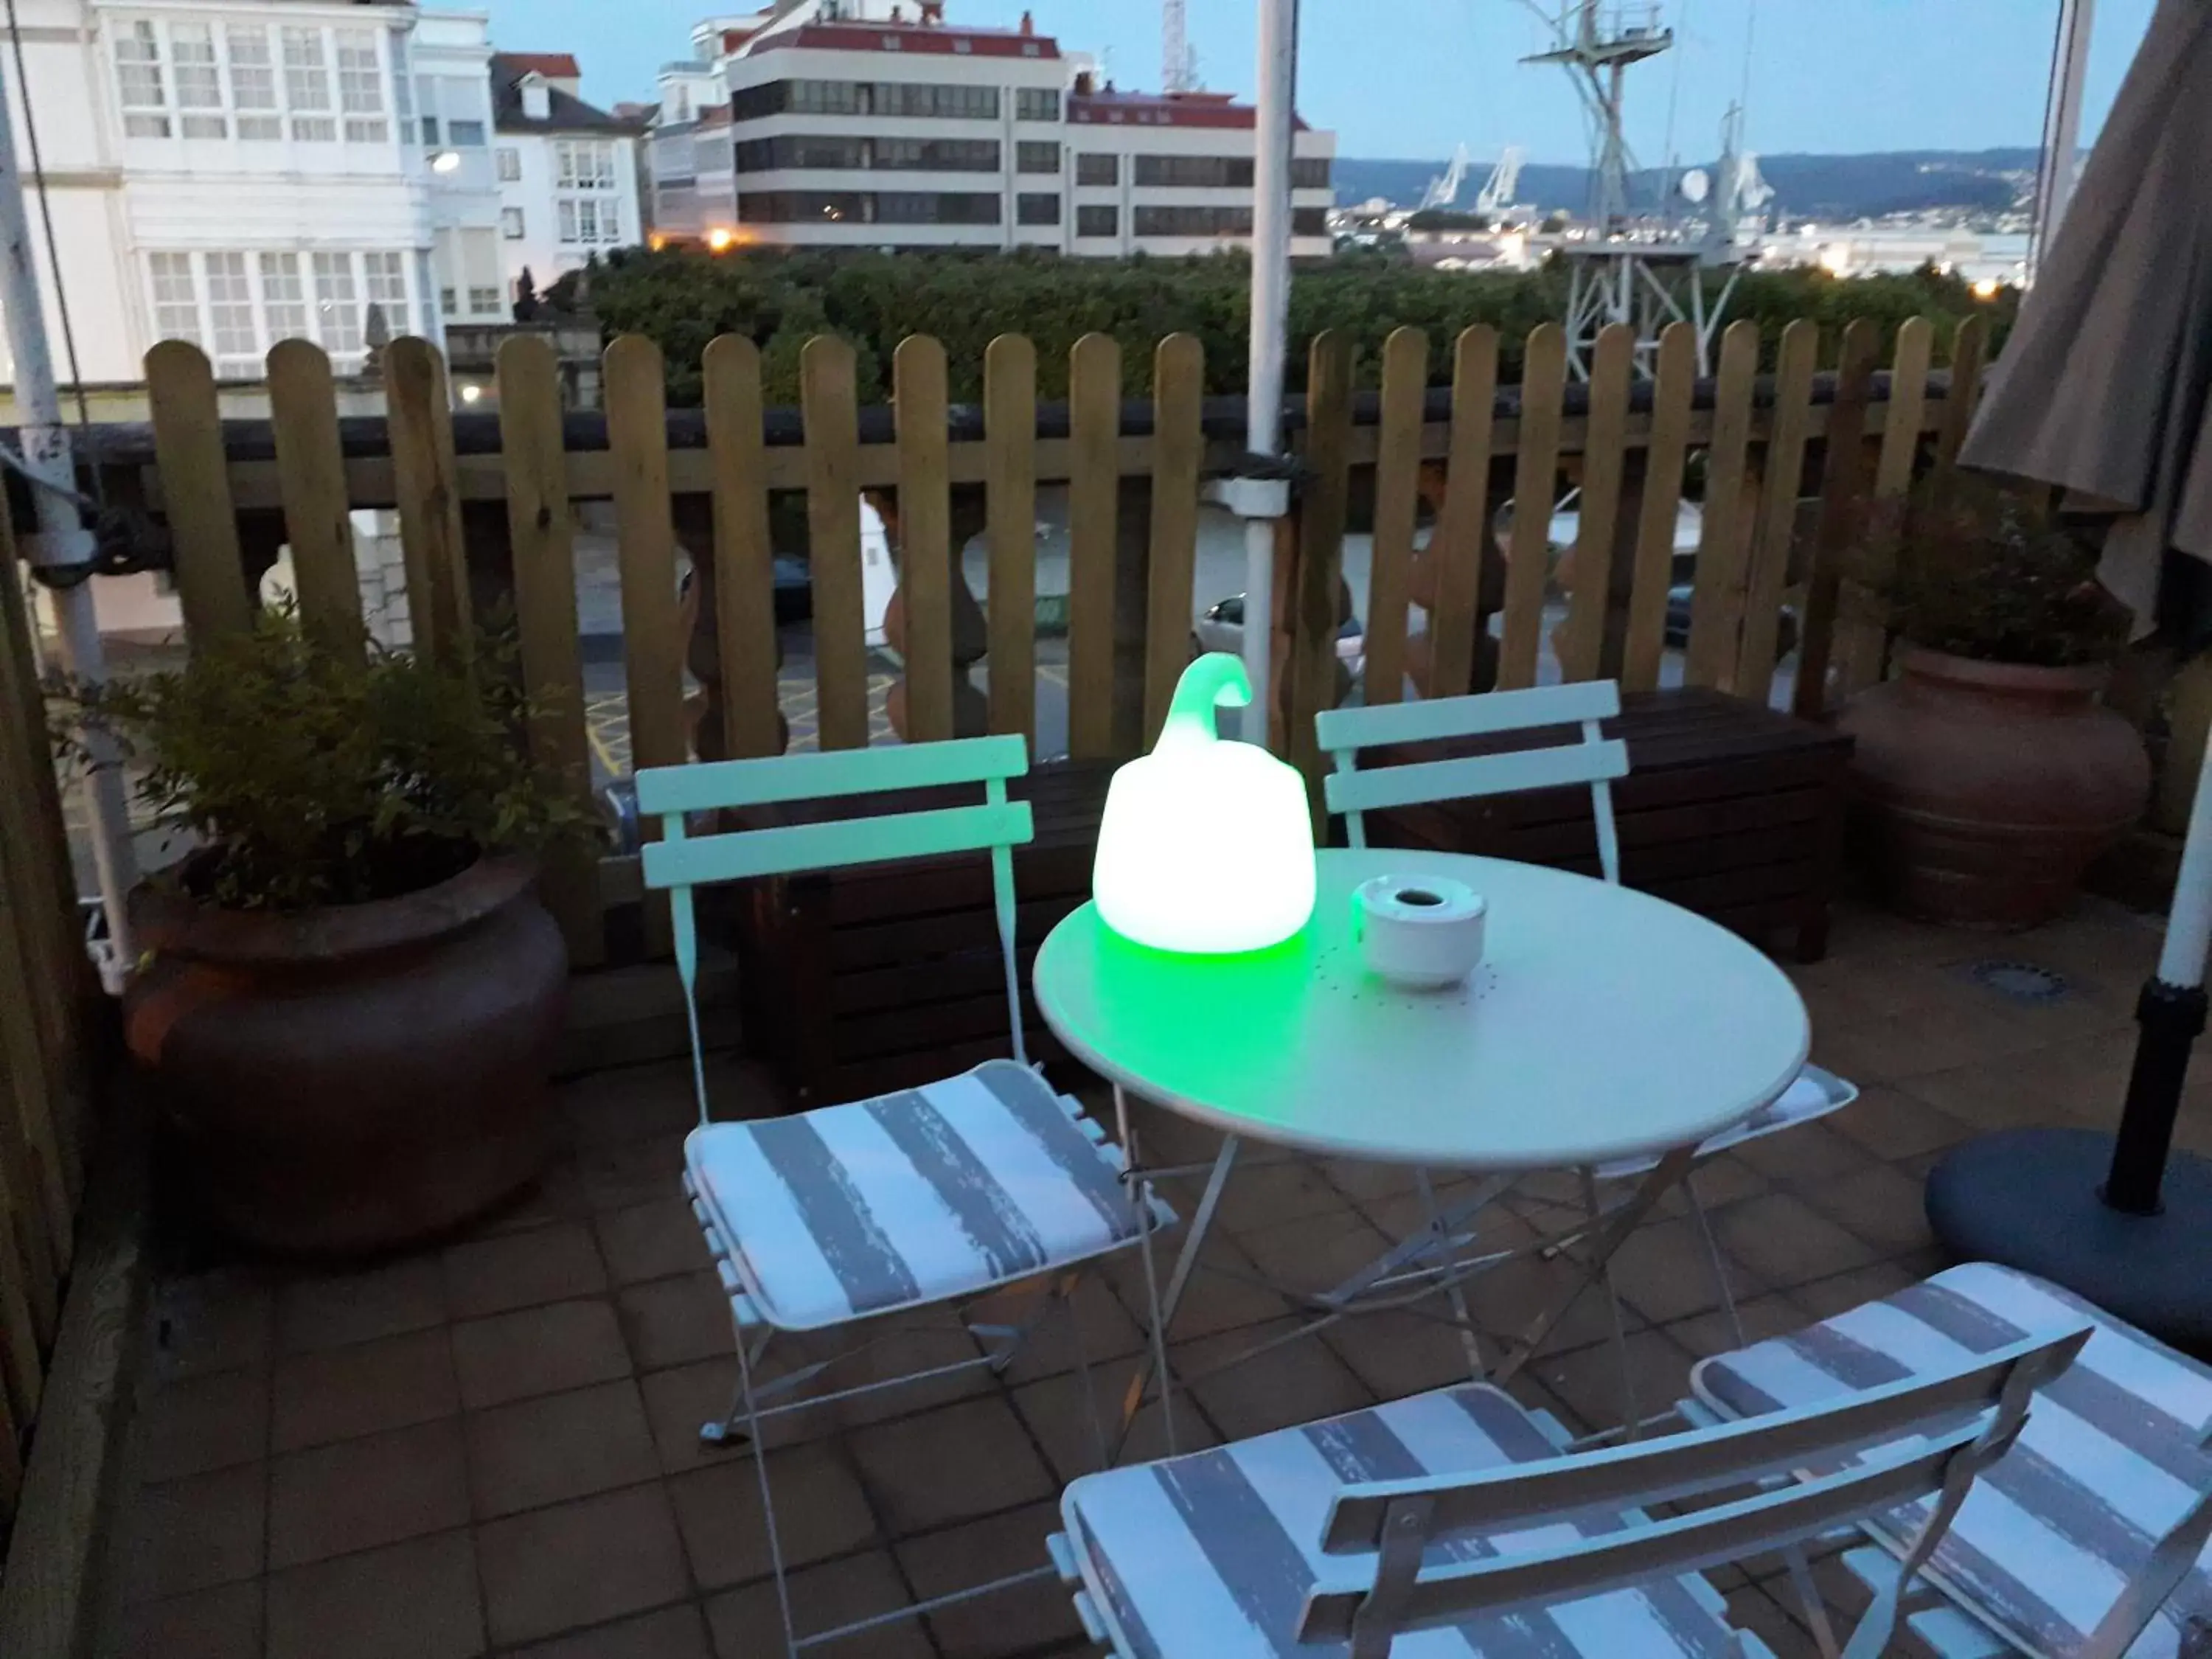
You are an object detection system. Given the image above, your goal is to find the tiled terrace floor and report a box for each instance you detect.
[102,896,2212,1659]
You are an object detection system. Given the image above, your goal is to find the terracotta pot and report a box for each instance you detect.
[1838,648,2150,930]
[125,855,567,1255]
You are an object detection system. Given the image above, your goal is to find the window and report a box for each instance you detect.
[872,137,997,172]
[448,118,486,146]
[389,33,411,125]
[433,229,458,315]
[259,252,307,341]
[1077,204,1117,238]
[495,147,521,181]
[362,251,407,335]
[1017,192,1060,226]
[1133,154,1254,189]
[501,207,525,238]
[555,139,616,188]
[785,80,858,116]
[335,29,386,143]
[557,199,577,243]
[282,28,333,141]
[147,251,198,342]
[1133,204,1253,237]
[113,21,169,137]
[872,81,998,119]
[1292,157,1332,190]
[461,227,501,314]
[1015,87,1059,121]
[227,27,279,140]
[1016,141,1060,175]
[171,24,225,138]
[414,250,437,337]
[1292,206,1328,236]
[873,192,999,225]
[204,251,257,366]
[312,251,360,352]
[737,134,864,172]
[1076,153,1117,186]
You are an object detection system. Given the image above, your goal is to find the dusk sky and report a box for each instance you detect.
[480,0,2159,166]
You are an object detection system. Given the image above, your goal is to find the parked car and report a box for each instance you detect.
[1192,595,1365,674]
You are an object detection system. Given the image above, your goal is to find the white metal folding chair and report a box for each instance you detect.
[1049,1319,2092,1659]
[1318,681,1859,1410]
[636,736,1175,1658]
[1692,1262,2212,1659]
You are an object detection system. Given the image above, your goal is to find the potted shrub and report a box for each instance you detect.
[58,611,596,1254]
[1838,476,2149,929]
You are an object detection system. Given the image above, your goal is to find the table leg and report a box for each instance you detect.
[1486,1146,1697,1390]
[1318,1174,1513,1308]
[1417,1169,1489,1382]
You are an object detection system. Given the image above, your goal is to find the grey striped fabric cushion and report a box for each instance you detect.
[1059,1382,1747,1658]
[1693,1262,2212,1658]
[686,1060,1150,1332]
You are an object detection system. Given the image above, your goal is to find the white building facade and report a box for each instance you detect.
[489,52,642,304]
[647,0,1334,258]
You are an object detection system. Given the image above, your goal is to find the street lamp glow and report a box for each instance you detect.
[1092,654,1317,956]
[706,226,736,252]
[431,149,462,174]
[1972,277,2003,300]
[458,383,484,404]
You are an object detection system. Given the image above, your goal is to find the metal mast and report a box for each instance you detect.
[1521,1,1671,227]
[1163,0,1196,92]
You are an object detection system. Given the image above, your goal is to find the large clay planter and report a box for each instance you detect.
[125,856,567,1255]
[1838,648,2150,929]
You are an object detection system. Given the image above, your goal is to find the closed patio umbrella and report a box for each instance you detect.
[1927,0,2212,1349]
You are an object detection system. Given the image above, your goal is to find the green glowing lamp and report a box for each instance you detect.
[1092,653,1318,954]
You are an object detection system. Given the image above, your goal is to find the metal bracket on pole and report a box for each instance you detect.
[1203,452,1299,524]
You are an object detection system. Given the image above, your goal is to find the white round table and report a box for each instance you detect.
[1034,848,1810,1172]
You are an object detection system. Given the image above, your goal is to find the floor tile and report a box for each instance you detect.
[116,1579,262,1659]
[1212,1155,1353,1234]
[122,1463,265,1602]
[1010,1363,1214,1485]
[1722,1583,1824,1659]
[578,1130,689,1213]
[1711,1192,1882,1289]
[453,1296,633,1410]
[1826,1085,1978,1161]
[444,1219,608,1320]
[992,1268,1150,1386]
[595,1196,713,1285]
[134,1366,269,1482]
[1728,1120,1879,1186]
[561,1059,707,1147]
[1175,1316,1375,1443]
[476,1482,691,1649]
[1798,1161,1938,1256]
[1232,1206,1397,1297]
[848,1394,1054,1534]
[1664,1290,1811,1360]
[151,1273,271,1381]
[1319,1310,1490,1402]
[617,1270,737,1371]
[509,1602,714,1659]
[1532,1326,1697,1435]
[469,1158,591,1239]
[265,1527,484,1659]
[1786,1259,1926,1323]
[668,1441,877,1590]
[276,1257,447,1354]
[1098,1233,1291,1341]
[467,1378,661,1518]
[267,1416,470,1569]
[639,1355,748,1475]
[1604,1215,1749,1326]
[272,1326,458,1453]
[706,1550,933,1659]
[897,1500,1079,1659]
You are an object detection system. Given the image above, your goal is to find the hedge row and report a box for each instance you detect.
[545,246,2018,409]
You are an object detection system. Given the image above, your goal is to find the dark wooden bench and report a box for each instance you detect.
[726,759,1116,1107]
[1360,689,1851,962]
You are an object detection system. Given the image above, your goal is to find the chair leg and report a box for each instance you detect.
[701,1326,782,1447]
[1581,1167,1641,1440]
[1685,1168,1747,1352]
[1782,1541,1845,1659]
[734,1326,801,1659]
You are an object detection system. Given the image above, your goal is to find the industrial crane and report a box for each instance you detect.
[1475,146,1527,217]
[1419,144,1475,212]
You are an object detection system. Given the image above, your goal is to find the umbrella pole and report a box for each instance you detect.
[1925,732,2212,1347]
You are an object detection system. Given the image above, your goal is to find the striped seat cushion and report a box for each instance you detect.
[1058,1382,1750,1658]
[1594,1065,1858,1180]
[686,1060,1152,1332]
[1692,1262,2212,1658]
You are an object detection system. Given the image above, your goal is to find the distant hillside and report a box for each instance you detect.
[1334,149,2040,221]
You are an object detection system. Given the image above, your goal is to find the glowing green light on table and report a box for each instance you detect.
[1092,653,1317,954]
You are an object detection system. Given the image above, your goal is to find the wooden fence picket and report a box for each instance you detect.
[1621,322,1697,693]
[1498,322,1568,691]
[496,335,603,967]
[1066,333,1121,759]
[1363,327,1428,706]
[1287,330,1357,791]
[383,337,471,667]
[983,335,1038,745]
[1685,321,1763,689]
[1558,322,1636,684]
[1794,318,1883,720]
[799,336,872,753]
[1935,313,1989,473]
[606,334,687,954]
[703,335,783,762]
[1736,319,1821,704]
[894,336,956,745]
[1876,317,1935,498]
[266,339,364,648]
[1142,334,1206,745]
[1428,325,1499,699]
[144,340,251,647]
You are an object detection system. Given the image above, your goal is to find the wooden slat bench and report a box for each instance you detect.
[727,759,1116,1107]
[1360,689,1851,961]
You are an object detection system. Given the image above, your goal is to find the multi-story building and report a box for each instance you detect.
[647,0,1334,258]
[490,52,644,302]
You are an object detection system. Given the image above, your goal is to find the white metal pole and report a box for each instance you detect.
[0,52,136,978]
[2030,0,2095,281]
[1242,0,1296,746]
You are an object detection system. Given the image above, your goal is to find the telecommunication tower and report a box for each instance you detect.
[1162,0,1198,93]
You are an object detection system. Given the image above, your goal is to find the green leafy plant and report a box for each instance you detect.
[1850,474,2133,668]
[52,608,598,912]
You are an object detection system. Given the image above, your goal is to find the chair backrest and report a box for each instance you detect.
[1316,681,1630,883]
[1301,1324,2093,1659]
[636,737,1034,1124]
